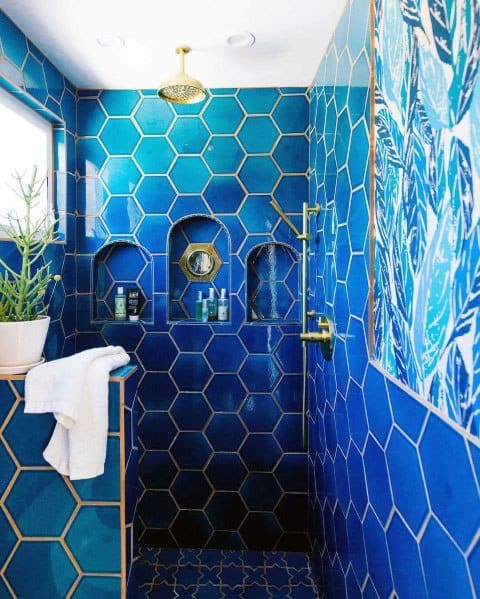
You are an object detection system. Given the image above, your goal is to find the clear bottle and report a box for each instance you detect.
[207,287,217,321]
[195,291,203,321]
[114,286,127,320]
[201,298,209,323]
[218,288,229,322]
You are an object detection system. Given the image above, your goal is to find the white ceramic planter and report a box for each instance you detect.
[0,315,50,368]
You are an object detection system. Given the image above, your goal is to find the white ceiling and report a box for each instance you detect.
[0,0,348,89]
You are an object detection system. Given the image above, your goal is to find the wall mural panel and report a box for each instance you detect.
[374,0,480,435]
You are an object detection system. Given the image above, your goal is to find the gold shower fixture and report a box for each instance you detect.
[157,46,206,104]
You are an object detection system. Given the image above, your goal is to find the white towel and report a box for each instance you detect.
[24,346,130,480]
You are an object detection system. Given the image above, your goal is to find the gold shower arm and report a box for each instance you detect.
[269,198,302,238]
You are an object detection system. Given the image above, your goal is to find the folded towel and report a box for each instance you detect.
[24,346,130,480]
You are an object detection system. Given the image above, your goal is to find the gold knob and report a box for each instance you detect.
[300,331,331,343]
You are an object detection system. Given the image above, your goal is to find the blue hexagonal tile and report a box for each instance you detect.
[420,414,479,551]
[77,98,106,136]
[134,97,175,134]
[205,453,247,490]
[169,117,210,153]
[203,97,244,134]
[170,324,212,352]
[240,512,282,551]
[272,95,308,134]
[240,472,282,510]
[237,88,279,114]
[239,325,281,355]
[240,394,281,433]
[363,508,393,597]
[274,454,308,492]
[238,156,280,193]
[66,506,120,572]
[238,117,279,153]
[102,196,142,235]
[0,438,16,496]
[170,393,212,431]
[139,450,178,489]
[238,195,277,234]
[171,471,212,510]
[203,136,245,174]
[171,354,212,391]
[100,90,140,115]
[0,508,16,565]
[386,513,428,599]
[273,136,308,173]
[140,490,177,528]
[170,156,210,193]
[275,493,308,531]
[0,13,28,68]
[386,428,428,534]
[136,215,171,252]
[139,411,177,450]
[345,316,368,384]
[420,517,472,599]
[137,333,177,371]
[273,175,308,213]
[76,138,107,177]
[203,176,245,213]
[101,157,141,194]
[275,335,302,373]
[363,435,393,525]
[204,374,246,412]
[3,404,55,466]
[100,118,140,154]
[138,373,176,410]
[240,433,281,471]
[5,541,77,598]
[240,355,281,392]
[136,175,176,214]
[170,431,212,469]
[70,576,121,598]
[206,492,247,530]
[134,137,175,174]
[206,414,246,451]
[171,510,213,547]
[205,336,246,372]
[5,471,76,536]
[274,413,303,452]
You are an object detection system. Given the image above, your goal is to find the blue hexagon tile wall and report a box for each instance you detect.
[0,10,77,361]
[0,371,138,598]
[308,0,480,597]
[76,86,310,550]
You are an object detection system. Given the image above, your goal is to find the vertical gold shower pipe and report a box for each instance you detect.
[301,202,308,450]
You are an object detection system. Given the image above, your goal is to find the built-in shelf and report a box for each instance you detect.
[92,241,153,323]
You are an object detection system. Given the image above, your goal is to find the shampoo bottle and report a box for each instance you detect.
[207,287,218,321]
[114,286,127,320]
[195,291,203,321]
[201,298,209,323]
[218,288,229,321]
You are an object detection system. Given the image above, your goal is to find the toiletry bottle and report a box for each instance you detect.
[114,286,127,320]
[207,287,218,321]
[201,298,209,323]
[195,291,203,321]
[127,288,141,321]
[218,288,229,321]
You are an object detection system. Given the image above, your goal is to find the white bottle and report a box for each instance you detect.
[218,288,229,321]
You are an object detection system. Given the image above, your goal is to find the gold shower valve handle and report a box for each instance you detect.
[299,315,334,360]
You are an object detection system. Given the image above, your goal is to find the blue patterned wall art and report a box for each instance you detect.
[75,87,310,551]
[309,0,480,597]
[374,0,480,436]
[0,10,76,360]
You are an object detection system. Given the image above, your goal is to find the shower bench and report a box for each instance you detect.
[0,365,138,598]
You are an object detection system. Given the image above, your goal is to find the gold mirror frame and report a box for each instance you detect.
[179,243,222,281]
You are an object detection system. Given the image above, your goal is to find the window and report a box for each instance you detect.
[0,86,52,232]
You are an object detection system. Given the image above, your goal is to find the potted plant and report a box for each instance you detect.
[0,167,60,372]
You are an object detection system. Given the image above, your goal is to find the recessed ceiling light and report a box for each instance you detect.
[226,32,255,48]
[96,35,125,48]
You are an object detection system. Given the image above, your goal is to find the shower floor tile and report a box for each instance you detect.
[131,548,318,598]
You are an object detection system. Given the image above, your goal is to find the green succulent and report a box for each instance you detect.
[0,167,60,322]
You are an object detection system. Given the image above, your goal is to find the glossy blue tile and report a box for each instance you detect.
[273,136,308,173]
[275,414,303,452]
[5,541,77,598]
[171,511,213,547]
[363,365,392,446]
[171,432,212,469]
[240,434,281,471]
[205,453,247,491]
[206,414,246,451]
[363,435,393,526]
[136,175,176,214]
[170,472,211,510]
[239,156,280,193]
[101,156,141,194]
[100,90,140,115]
[171,353,212,391]
[72,576,121,598]
[169,117,210,153]
[140,490,177,528]
[239,116,279,153]
[102,196,142,234]
[362,509,393,598]
[203,136,245,174]
[203,175,245,214]
[240,355,281,392]
[237,89,280,113]
[240,394,281,432]
[240,513,282,551]
[273,96,308,134]
[135,137,175,174]
[170,156,210,193]
[139,411,177,450]
[206,492,247,530]
[77,98,106,136]
[205,335,246,372]
[134,97,175,134]
[203,97,244,134]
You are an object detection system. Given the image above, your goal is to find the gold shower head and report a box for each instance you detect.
[157,46,206,104]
